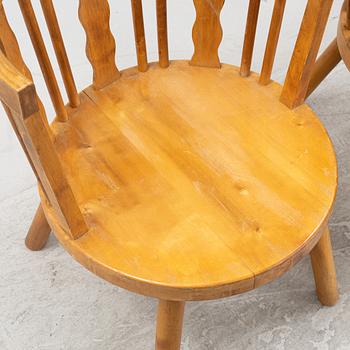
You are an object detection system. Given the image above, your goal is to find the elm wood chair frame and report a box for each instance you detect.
[307,0,350,96]
[0,0,339,349]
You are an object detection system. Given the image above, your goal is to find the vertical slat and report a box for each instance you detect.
[190,0,225,68]
[259,0,286,85]
[0,54,87,239]
[0,19,41,184]
[18,0,68,122]
[0,1,32,80]
[280,0,334,109]
[79,0,120,89]
[0,0,50,143]
[240,0,261,77]
[156,0,169,68]
[131,0,148,72]
[40,0,80,108]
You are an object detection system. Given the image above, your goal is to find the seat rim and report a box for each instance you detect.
[40,61,338,301]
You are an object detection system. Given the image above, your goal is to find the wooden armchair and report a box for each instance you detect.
[0,0,339,348]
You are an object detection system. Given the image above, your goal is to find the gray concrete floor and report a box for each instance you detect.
[1,1,350,349]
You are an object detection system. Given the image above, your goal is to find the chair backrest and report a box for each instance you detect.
[0,0,334,239]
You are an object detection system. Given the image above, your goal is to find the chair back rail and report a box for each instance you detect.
[156,0,169,68]
[40,0,80,108]
[79,0,120,89]
[14,0,333,107]
[131,0,148,72]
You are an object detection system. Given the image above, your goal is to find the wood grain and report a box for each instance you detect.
[280,0,334,108]
[39,62,337,301]
[190,0,225,68]
[79,0,120,89]
[307,38,341,97]
[0,3,339,346]
[0,0,50,134]
[18,0,68,121]
[0,52,37,120]
[337,0,350,71]
[0,2,48,213]
[0,53,87,239]
[25,204,51,251]
[40,0,80,108]
[240,0,261,77]
[156,0,169,68]
[156,300,185,350]
[131,0,148,72]
[310,227,339,306]
[259,0,286,85]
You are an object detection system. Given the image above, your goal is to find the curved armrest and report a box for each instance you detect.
[0,52,38,118]
[0,51,87,239]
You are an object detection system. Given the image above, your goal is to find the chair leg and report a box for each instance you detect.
[306,38,342,98]
[310,226,339,306]
[25,204,51,251]
[156,300,185,350]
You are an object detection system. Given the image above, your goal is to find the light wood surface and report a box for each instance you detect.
[240,0,261,77]
[306,0,350,98]
[0,0,50,132]
[338,0,350,70]
[307,38,341,97]
[18,0,68,122]
[310,227,339,306]
[280,0,334,108]
[0,52,37,118]
[0,1,340,347]
[156,300,185,350]
[40,0,80,108]
[259,0,286,85]
[0,0,53,252]
[78,0,120,89]
[156,0,169,68]
[39,61,337,300]
[0,53,87,239]
[131,0,148,72]
[190,0,225,68]
[25,204,51,251]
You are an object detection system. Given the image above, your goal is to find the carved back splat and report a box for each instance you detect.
[190,0,225,68]
[79,0,120,89]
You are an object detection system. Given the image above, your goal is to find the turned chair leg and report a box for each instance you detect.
[310,226,339,306]
[25,204,51,251]
[156,300,185,350]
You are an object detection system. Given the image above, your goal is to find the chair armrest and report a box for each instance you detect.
[0,52,38,118]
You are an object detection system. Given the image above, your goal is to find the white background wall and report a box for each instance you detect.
[0,0,344,201]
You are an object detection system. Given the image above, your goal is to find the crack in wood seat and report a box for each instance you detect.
[41,61,337,300]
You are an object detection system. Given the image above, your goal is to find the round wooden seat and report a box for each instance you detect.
[41,61,337,301]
